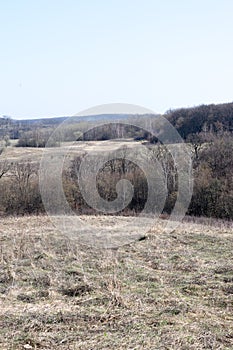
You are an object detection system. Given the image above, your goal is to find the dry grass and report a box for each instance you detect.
[0,215,233,349]
[1,139,140,163]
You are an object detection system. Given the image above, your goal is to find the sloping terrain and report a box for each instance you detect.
[0,215,233,349]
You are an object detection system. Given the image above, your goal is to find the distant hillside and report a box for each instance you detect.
[19,113,140,124]
[15,116,68,125]
[1,102,233,142]
[0,114,145,140]
[166,102,233,139]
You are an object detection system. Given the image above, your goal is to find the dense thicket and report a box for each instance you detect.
[189,135,233,218]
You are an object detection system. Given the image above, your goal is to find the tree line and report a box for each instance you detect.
[1,101,233,146]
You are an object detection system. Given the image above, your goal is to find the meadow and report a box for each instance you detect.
[0,136,232,349]
[0,215,233,349]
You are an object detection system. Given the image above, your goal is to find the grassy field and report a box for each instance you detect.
[1,139,141,162]
[0,215,233,349]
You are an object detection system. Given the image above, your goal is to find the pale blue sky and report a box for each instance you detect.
[0,0,233,119]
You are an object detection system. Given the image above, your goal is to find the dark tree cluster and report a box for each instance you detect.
[166,102,233,139]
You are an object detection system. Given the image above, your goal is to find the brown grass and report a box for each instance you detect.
[0,215,233,349]
[1,139,140,163]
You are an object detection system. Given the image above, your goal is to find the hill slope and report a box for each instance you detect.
[166,102,233,139]
[0,215,233,349]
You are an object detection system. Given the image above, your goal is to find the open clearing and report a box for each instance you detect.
[1,140,141,163]
[0,215,233,349]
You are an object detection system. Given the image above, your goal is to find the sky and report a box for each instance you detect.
[0,0,233,119]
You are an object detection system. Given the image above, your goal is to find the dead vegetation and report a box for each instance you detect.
[0,215,232,349]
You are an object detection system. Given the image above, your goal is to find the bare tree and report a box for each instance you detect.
[0,151,11,180]
[12,161,39,211]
